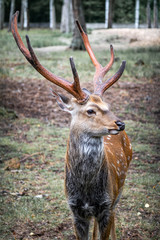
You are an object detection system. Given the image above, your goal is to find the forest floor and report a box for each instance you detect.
[0,28,160,239]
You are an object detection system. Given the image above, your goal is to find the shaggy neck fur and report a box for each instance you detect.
[68,129,105,183]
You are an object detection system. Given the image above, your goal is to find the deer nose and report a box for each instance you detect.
[115,120,125,131]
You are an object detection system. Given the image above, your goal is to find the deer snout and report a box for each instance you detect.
[115,120,125,131]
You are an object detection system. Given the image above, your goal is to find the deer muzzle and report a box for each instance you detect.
[115,120,125,131]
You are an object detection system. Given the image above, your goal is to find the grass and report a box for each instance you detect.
[0,111,159,239]
[0,114,70,239]
[0,29,159,82]
[0,28,160,239]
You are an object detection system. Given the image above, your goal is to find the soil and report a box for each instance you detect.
[90,28,160,51]
[33,28,160,53]
[0,75,159,127]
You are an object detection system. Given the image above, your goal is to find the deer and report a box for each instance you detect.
[11,11,132,240]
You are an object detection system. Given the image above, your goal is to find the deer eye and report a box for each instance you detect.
[87,109,96,115]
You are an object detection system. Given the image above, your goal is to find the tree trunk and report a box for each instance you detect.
[49,0,56,30]
[0,0,4,30]
[8,0,15,31]
[108,0,113,28]
[60,0,73,33]
[135,0,140,28]
[147,0,151,28]
[21,0,29,30]
[23,0,28,29]
[20,0,24,30]
[153,0,158,28]
[105,0,109,28]
[71,0,86,50]
[105,0,113,29]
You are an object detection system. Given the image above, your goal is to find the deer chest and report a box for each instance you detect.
[65,165,111,219]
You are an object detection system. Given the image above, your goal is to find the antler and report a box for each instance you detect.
[76,20,126,96]
[11,11,88,104]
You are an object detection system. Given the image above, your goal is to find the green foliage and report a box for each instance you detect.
[114,0,135,23]
[30,0,49,23]
[3,0,160,26]
[82,0,105,23]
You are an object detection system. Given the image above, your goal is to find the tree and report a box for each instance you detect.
[147,0,151,28]
[153,0,158,28]
[105,0,113,28]
[49,0,56,30]
[20,0,29,30]
[8,0,15,31]
[60,0,73,33]
[0,0,4,30]
[70,0,86,50]
[135,0,140,28]
[105,0,109,28]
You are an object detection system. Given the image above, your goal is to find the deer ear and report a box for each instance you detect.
[51,89,72,112]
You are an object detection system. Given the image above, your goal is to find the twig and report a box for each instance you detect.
[20,149,55,163]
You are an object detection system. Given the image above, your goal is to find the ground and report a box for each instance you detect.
[0,28,160,239]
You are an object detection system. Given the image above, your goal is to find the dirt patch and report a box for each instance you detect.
[90,28,160,51]
[0,76,159,126]
[11,220,75,240]
[32,29,160,53]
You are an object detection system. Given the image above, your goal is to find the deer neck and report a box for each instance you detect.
[68,128,105,174]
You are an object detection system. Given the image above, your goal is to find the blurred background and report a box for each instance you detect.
[0,0,159,30]
[0,1,160,240]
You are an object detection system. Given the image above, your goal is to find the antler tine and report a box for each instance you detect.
[76,20,100,68]
[76,19,114,74]
[11,11,88,103]
[70,57,81,91]
[76,20,126,96]
[94,61,126,96]
[11,11,31,62]
[101,44,114,78]
[69,57,89,103]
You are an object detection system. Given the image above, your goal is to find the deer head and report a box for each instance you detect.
[11,11,126,136]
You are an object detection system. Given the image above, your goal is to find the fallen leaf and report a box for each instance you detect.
[5,158,20,171]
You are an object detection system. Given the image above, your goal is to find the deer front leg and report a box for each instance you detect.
[110,212,116,240]
[73,216,89,240]
[92,219,98,240]
[98,211,116,240]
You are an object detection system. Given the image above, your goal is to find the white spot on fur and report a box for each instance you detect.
[111,163,116,169]
[83,203,89,209]
[117,171,120,176]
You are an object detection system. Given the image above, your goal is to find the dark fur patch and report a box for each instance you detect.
[59,94,70,104]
